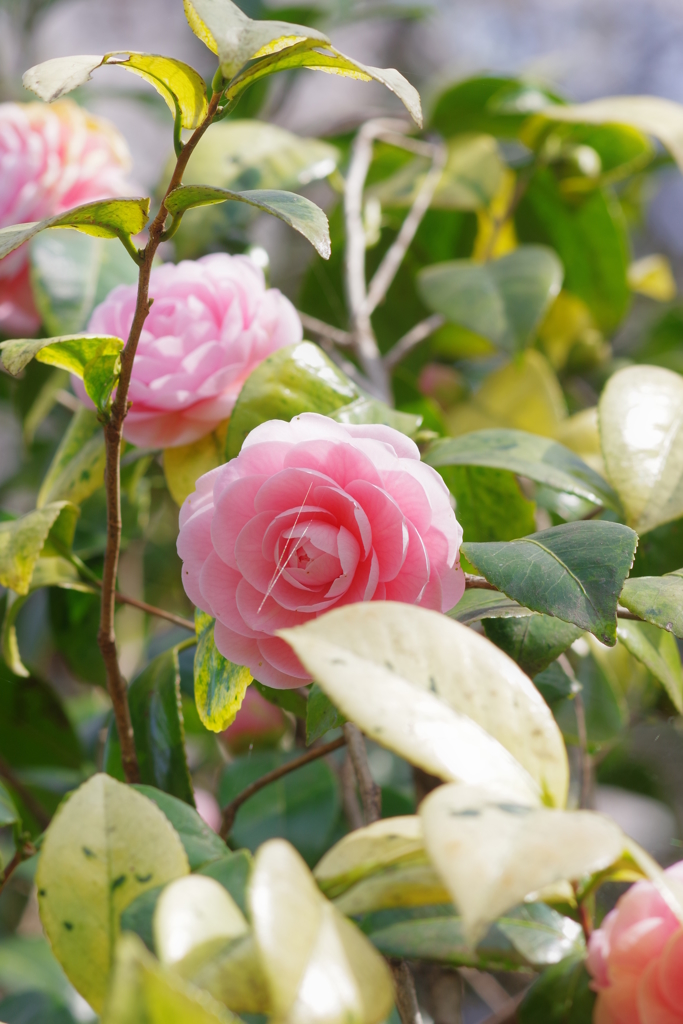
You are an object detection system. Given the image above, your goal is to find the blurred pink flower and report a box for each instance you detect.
[587,861,683,1024]
[76,253,302,448]
[193,787,221,833]
[221,685,286,754]
[0,100,132,337]
[177,412,465,689]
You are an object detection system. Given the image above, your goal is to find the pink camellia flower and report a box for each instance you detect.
[177,412,465,688]
[0,100,132,336]
[76,253,302,448]
[587,861,683,1024]
[221,685,286,754]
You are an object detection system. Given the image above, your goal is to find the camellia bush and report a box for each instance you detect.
[3,2,683,1022]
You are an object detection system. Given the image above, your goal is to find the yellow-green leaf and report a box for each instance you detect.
[194,611,252,733]
[38,407,105,508]
[333,862,450,917]
[37,774,189,1011]
[280,602,567,807]
[628,254,677,302]
[0,502,79,595]
[0,333,122,378]
[153,875,248,965]
[174,932,271,1014]
[249,838,394,1024]
[314,816,426,898]
[24,53,207,130]
[616,619,683,712]
[599,364,683,534]
[163,420,229,507]
[0,198,150,262]
[420,783,625,944]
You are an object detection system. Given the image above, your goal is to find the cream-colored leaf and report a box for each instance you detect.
[23,54,104,100]
[37,774,189,1011]
[314,816,425,897]
[174,933,271,1014]
[333,862,450,917]
[249,839,394,1024]
[628,254,677,302]
[154,875,248,965]
[420,783,625,945]
[280,602,566,807]
[599,364,683,533]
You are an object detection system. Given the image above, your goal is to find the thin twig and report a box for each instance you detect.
[343,722,381,824]
[298,311,353,347]
[464,574,645,621]
[390,961,424,1024]
[0,756,50,830]
[219,735,346,839]
[0,846,27,896]
[384,314,446,371]
[97,90,221,784]
[559,653,593,810]
[340,750,364,830]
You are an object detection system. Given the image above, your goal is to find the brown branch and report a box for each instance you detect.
[219,735,346,839]
[464,574,645,622]
[390,961,424,1024]
[112,588,194,632]
[340,750,364,830]
[384,314,446,371]
[343,722,381,824]
[298,311,353,347]
[0,755,50,830]
[97,90,222,784]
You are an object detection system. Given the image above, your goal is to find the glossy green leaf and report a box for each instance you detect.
[194,611,252,733]
[423,428,620,511]
[165,185,330,258]
[153,875,248,965]
[329,396,422,436]
[132,786,228,871]
[252,680,308,719]
[30,231,139,336]
[620,569,683,638]
[198,850,253,917]
[0,334,123,405]
[36,774,189,1011]
[483,615,584,678]
[119,887,164,953]
[552,645,627,746]
[218,750,340,866]
[417,246,563,354]
[421,783,624,943]
[516,169,630,333]
[37,407,106,508]
[0,198,150,262]
[0,780,19,829]
[518,953,596,1024]
[0,502,79,596]
[102,933,238,1024]
[533,660,574,707]
[280,602,567,807]
[462,521,638,645]
[225,341,358,459]
[306,682,346,745]
[599,365,683,534]
[249,838,394,1024]
[24,53,207,129]
[616,620,683,712]
[368,133,504,211]
[449,588,532,625]
[440,466,536,560]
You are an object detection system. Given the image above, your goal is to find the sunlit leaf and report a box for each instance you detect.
[417,246,563,355]
[329,396,422,436]
[165,185,330,258]
[599,364,683,534]
[153,875,248,965]
[24,52,207,129]
[0,333,122,378]
[462,521,638,646]
[423,427,619,510]
[280,602,565,807]
[314,817,426,898]
[0,198,150,262]
[628,254,677,302]
[37,774,189,1011]
[249,838,394,1024]
[420,783,624,944]
[226,342,358,459]
[620,569,683,638]
[616,619,683,712]
[163,421,229,507]
[37,407,106,508]
[194,611,252,733]
[174,931,271,1014]
[334,861,450,916]
[0,502,79,596]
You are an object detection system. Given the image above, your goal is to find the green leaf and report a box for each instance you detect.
[198,850,253,917]
[132,786,228,871]
[368,133,504,211]
[0,197,150,262]
[252,679,308,719]
[518,953,596,1024]
[462,521,638,645]
[0,934,74,1001]
[30,230,139,336]
[36,774,189,1011]
[173,932,270,1015]
[423,428,620,511]
[37,407,105,508]
[0,502,79,596]
[449,588,533,625]
[225,341,358,459]
[279,602,567,807]
[616,620,683,712]
[440,466,536,560]
[0,991,78,1024]
[314,817,426,898]
[163,421,230,507]
[417,246,563,354]
[599,364,683,534]
[306,683,346,745]
[552,647,627,746]
[0,333,122,379]
[483,615,584,678]
[102,932,238,1024]
[421,783,624,944]
[218,750,340,866]
[533,661,574,707]
[194,612,252,733]
[119,886,164,953]
[165,185,330,258]
[516,169,630,333]
[429,75,561,140]
[329,396,422,436]
[333,861,450,916]
[24,53,207,129]
[620,570,683,637]
[0,780,19,829]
